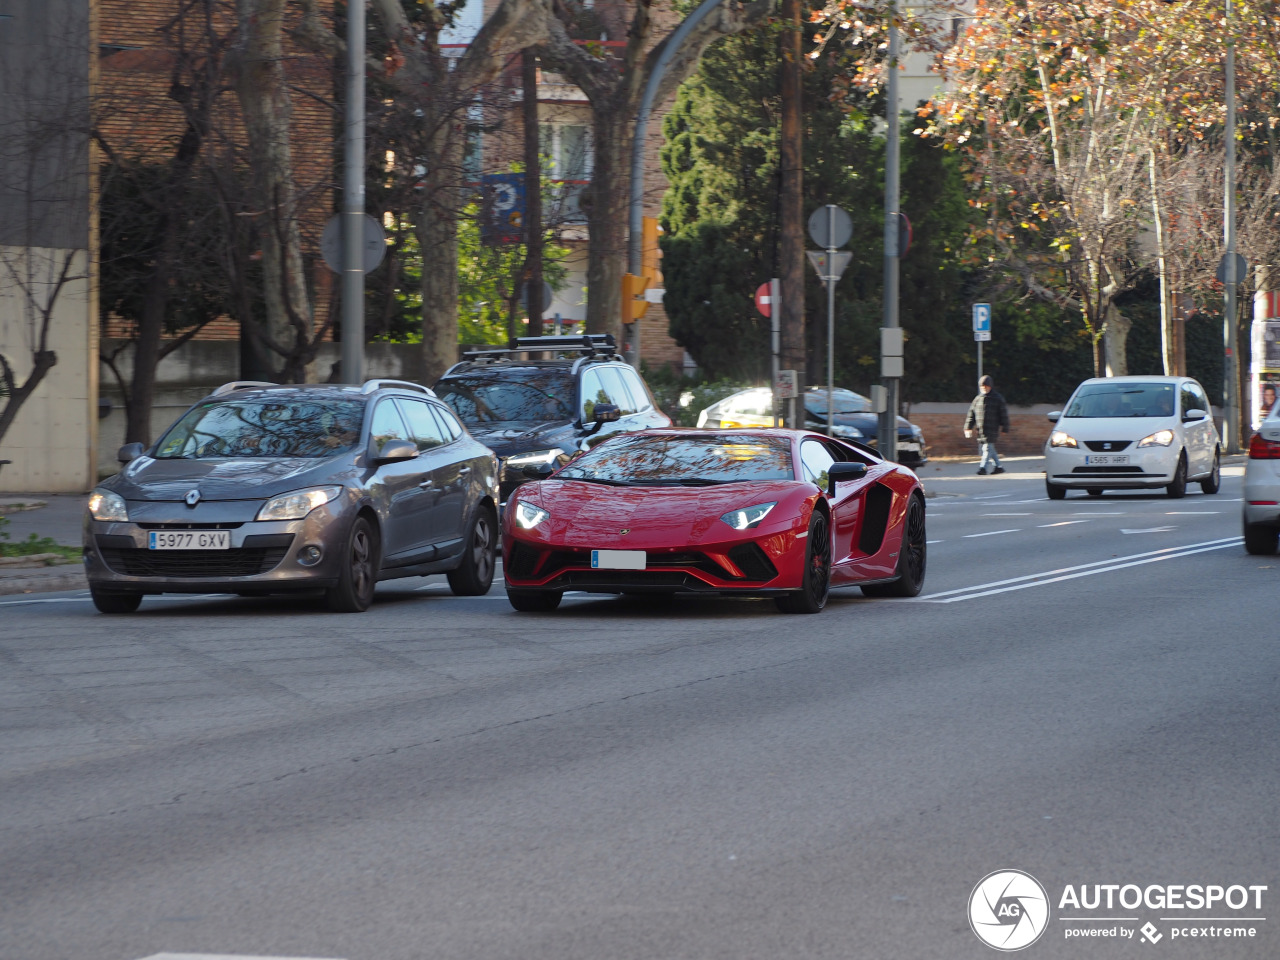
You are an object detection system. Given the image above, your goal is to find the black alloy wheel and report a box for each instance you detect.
[507,588,563,612]
[90,588,142,614]
[1166,452,1188,499]
[448,504,497,596]
[776,510,831,614]
[326,516,379,612]
[862,494,927,598]
[1200,451,1221,495]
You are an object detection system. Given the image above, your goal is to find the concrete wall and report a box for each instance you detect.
[96,340,426,477]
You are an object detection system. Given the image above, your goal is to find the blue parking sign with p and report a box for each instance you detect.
[973,303,991,341]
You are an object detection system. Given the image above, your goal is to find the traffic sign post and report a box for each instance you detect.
[757,279,782,426]
[808,205,852,437]
[973,303,992,382]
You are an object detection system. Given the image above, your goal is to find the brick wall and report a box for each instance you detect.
[909,403,1059,458]
[97,0,335,342]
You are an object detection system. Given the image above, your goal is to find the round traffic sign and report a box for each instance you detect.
[755,281,773,318]
[321,214,388,274]
[807,205,852,249]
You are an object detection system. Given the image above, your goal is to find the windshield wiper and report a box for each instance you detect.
[558,475,632,486]
[629,477,729,486]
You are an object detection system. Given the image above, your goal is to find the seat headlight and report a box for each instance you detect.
[256,486,343,521]
[87,489,128,522]
[514,501,550,530]
[1137,429,1175,448]
[1049,431,1078,448]
[720,501,777,531]
[505,449,562,468]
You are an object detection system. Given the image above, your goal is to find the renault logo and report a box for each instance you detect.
[184,488,201,507]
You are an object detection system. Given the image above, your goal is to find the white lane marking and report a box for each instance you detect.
[1120,527,1176,534]
[1071,511,1127,516]
[1038,520,1090,528]
[963,529,1020,538]
[971,494,1011,500]
[982,512,1032,516]
[1165,511,1219,515]
[0,596,92,606]
[926,539,944,544]
[137,954,348,960]
[920,537,1241,603]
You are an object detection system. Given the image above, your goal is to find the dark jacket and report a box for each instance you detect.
[965,390,1010,442]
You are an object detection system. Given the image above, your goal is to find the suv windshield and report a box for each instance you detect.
[437,373,576,423]
[154,398,365,459]
[558,434,793,485]
[1064,382,1176,418]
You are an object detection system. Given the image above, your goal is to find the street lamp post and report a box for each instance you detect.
[1222,0,1240,453]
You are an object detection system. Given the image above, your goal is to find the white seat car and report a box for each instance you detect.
[1242,406,1280,553]
[1043,376,1220,499]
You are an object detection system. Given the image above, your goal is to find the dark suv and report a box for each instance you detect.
[84,379,499,613]
[434,334,672,502]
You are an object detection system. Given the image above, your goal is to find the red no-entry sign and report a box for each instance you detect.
[755,281,773,318]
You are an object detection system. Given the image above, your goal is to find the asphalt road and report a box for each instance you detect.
[2,459,1277,960]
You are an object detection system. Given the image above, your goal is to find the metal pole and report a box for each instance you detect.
[1223,0,1240,453]
[879,5,900,462]
[826,207,836,438]
[771,277,781,427]
[977,340,983,384]
[341,0,366,384]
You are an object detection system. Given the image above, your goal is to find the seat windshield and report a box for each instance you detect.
[437,374,576,423]
[154,399,365,459]
[557,434,793,485]
[1064,383,1175,418]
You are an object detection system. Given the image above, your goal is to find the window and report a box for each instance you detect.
[370,400,410,451]
[397,399,448,452]
[430,403,464,440]
[621,368,654,411]
[580,368,618,422]
[539,123,593,180]
[597,366,638,415]
[800,440,836,490]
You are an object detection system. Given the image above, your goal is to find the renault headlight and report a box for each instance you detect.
[720,501,777,531]
[832,425,864,439]
[256,486,342,521]
[505,449,562,468]
[1049,431,1078,448]
[87,489,128,522]
[1137,429,1175,448]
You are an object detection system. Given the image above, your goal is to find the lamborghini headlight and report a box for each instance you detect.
[720,501,777,531]
[514,501,551,530]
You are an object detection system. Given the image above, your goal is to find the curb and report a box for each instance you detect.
[0,565,87,596]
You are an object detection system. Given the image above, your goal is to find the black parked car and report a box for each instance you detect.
[434,334,672,502]
[84,380,499,614]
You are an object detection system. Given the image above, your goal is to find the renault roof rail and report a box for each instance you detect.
[360,379,435,396]
[211,380,278,397]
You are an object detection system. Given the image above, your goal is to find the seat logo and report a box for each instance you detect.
[1102,442,1112,450]
[968,869,1050,951]
[184,488,201,507]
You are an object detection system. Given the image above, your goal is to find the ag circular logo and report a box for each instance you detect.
[968,869,1050,951]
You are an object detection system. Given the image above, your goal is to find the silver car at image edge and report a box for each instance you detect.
[83,380,500,613]
[1243,406,1280,553]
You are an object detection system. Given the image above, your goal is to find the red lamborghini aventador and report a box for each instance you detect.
[501,429,926,614]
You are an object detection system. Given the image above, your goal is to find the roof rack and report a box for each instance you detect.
[360,379,435,396]
[211,380,278,397]
[460,333,621,362]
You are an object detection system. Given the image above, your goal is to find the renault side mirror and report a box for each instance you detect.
[827,461,868,494]
[117,442,144,463]
[373,439,418,463]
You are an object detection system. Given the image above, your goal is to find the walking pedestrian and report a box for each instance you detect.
[964,375,1010,475]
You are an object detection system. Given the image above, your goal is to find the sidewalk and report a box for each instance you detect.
[0,495,87,596]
